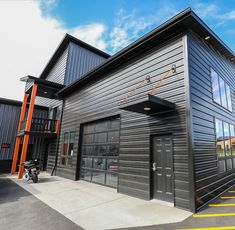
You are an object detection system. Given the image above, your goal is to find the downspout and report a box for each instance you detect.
[51,99,65,176]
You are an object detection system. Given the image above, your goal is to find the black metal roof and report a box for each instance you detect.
[39,34,110,80]
[58,8,235,97]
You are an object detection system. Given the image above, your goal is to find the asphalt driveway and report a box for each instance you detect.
[0,177,83,230]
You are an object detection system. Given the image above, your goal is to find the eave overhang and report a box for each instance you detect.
[20,75,65,99]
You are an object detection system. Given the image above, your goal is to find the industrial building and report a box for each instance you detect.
[1,8,234,212]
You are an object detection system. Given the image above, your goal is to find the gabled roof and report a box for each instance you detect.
[58,8,235,97]
[39,34,110,80]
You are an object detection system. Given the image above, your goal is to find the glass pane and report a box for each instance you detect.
[219,77,228,108]
[226,84,232,111]
[108,119,120,130]
[107,144,119,156]
[227,158,233,171]
[63,133,69,155]
[108,131,119,143]
[84,134,94,144]
[94,145,107,156]
[223,122,231,156]
[61,157,66,165]
[81,157,93,168]
[230,125,235,156]
[81,168,92,181]
[106,173,118,188]
[68,133,75,156]
[211,69,221,104]
[92,170,105,184]
[219,160,226,173]
[93,158,106,170]
[94,133,107,143]
[82,146,94,155]
[84,124,94,134]
[67,157,73,167]
[215,119,225,157]
[95,121,108,132]
[107,159,118,172]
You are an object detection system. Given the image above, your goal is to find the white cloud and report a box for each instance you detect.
[108,7,178,53]
[193,3,218,19]
[0,1,106,101]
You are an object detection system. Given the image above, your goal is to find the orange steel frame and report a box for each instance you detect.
[11,84,38,179]
[11,93,29,174]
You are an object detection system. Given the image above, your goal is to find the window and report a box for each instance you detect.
[215,118,235,173]
[80,117,120,188]
[211,68,233,111]
[61,132,75,167]
[211,69,221,104]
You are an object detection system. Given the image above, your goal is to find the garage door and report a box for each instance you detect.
[80,117,120,188]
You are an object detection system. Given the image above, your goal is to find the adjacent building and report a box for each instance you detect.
[3,8,235,212]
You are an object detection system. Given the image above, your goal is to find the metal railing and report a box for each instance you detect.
[20,117,58,133]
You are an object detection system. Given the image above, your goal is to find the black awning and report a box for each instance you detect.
[119,94,176,115]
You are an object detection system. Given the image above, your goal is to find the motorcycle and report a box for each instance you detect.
[23,159,40,183]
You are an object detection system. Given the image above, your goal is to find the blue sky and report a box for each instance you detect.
[0,0,235,100]
[41,0,235,53]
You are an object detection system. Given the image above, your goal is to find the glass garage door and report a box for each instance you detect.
[80,117,120,188]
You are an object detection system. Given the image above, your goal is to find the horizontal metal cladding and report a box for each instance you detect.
[188,31,235,210]
[65,42,107,85]
[57,36,190,210]
[46,46,68,84]
[0,103,20,160]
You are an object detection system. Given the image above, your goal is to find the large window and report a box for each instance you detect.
[61,132,75,167]
[80,117,120,188]
[215,118,235,173]
[211,68,233,111]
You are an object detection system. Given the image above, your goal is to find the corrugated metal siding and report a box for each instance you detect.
[188,31,235,210]
[0,103,21,160]
[56,36,191,210]
[64,42,107,85]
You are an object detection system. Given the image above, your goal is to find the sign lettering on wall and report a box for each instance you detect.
[1,143,10,149]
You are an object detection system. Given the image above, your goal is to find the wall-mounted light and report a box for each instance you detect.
[144,107,151,111]
[205,36,210,40]
[43,91,48,94]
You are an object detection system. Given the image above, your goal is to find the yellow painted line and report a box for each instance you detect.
[228,191,235,193]
[221,196,235,199]
[193,213,235,218]
[209,204,235,207]
[177,226,235,230]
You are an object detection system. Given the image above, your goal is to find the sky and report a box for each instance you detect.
[0,0,235,101]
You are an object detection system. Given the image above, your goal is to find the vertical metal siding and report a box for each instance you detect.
[0,103,20,160]
[64,42,107,85]
[56,36,191,210]
[188,31,235,210]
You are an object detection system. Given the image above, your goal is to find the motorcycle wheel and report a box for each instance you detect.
[32,173,38,183]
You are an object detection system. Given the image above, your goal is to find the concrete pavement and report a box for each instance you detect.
[7,172,191,230]
[0,177,83,230]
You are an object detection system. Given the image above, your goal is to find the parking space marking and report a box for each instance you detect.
[228,191,235,193]
[177,226,235,230]
[193,213,235,218]
[209,204,235,207]
[221,196,235,199]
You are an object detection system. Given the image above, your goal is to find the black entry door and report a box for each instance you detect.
[152,135,174,203]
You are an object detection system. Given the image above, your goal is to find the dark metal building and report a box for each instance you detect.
[9,8,235,213]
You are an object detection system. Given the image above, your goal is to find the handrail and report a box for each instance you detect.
[20,117,58,133]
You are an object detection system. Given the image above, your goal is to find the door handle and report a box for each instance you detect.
[152,162,157,171]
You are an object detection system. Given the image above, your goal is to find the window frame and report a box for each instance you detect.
[61,131,75,167]
[215,118,235,174]
[210,67,233,112]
